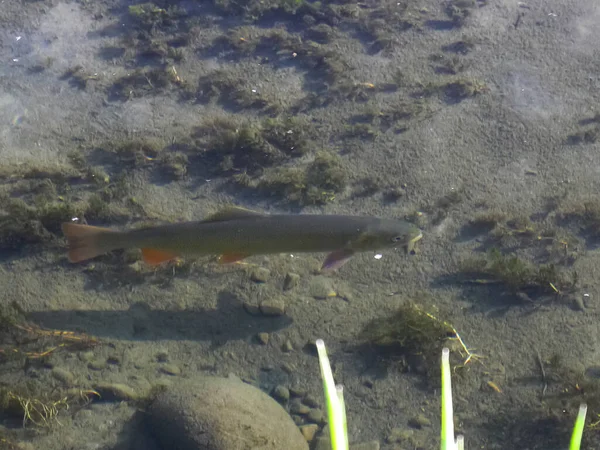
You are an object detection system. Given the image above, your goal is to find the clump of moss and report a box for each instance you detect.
[128,3,184,32]
[359,302,455,374]
[253,151,347,205]
[445,0,484,27]
[111,138,164,167]
[197,116,312,175]
[110,67,175,100]
[197,69,283,113]
[460,248,577,297]
[158,151,188,180]
[559,199,600,238]
[468,210,508,232]
[417,77,487,103]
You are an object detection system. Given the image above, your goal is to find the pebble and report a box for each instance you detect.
[409,413,431,428]
[299,424,319,442]
[257,332,270,345]
[272,385,290,402]
[51,368,75,386]
[93,382,138,401]
[308,277,336,299]
[303,394,320,408]
[260,298,286,316]
[159,364,181,376]
[282,340,294,352]
[284,272,300,290]
[290,399,311,415]
[250,267,271,283]
[307,408,324,424]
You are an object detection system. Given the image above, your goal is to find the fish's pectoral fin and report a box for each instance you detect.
[202,206,265,223]
[321,248,355,272]
[218,252,252,264]
[141,248,180,266]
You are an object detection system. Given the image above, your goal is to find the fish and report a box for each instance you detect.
[61,206,422,271]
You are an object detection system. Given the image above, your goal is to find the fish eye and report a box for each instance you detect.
[392,235,404,242]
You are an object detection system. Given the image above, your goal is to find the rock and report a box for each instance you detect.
[282,340,294,352]
[289,399,310,415]
[307,408,324,424]
[284,272,300,290]
[250,267,271,283]
[409,413,431,428]
[243,300,261,315]
[159,364,181,376]
[260,298,286,316]
[148,376,308,450]
[94,382,138,401]
[303,395,320,408]
[299,424,319,442]
[257,332,270,345]
[272,385,290,402]
[51,368,75,386]
[308,277,336,300]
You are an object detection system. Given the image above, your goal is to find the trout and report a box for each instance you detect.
[61,206,422,271]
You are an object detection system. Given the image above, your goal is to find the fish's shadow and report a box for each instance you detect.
[27,291,293,344]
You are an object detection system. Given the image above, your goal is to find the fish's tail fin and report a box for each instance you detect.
[61,222,120,263]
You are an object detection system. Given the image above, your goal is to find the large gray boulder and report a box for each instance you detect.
[147,376,309,450]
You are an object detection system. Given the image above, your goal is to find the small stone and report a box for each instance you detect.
[281,362,295,374]
[250,267,271,283]
[409,413,431,428]
[260,298,286,316]
[257,332,270,345]
[289,387,307,398]
[307,408,324,424]
[284,272,300,290]
[93,383,138,401]
[243,300,261,315]
[282,340,294,352]
[290,399,311,415]
[51,368,75,386]
[303,394,320,408]
[159,364,181,376]
[299,424,319,442]
[88,359,106,371]
[272,385,290,402]
[308,276,336,300]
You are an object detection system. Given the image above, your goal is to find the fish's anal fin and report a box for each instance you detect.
[321,248,355,272]
[141,248,180,266]
[202,206,265,223]
[218,252,251,264]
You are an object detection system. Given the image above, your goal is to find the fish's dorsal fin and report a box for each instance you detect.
[202,206,266,223]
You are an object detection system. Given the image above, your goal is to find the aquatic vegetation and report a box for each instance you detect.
[460,248,577,297]
[255,151,347,205]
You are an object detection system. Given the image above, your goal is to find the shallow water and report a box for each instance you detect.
[1,0,600,449]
